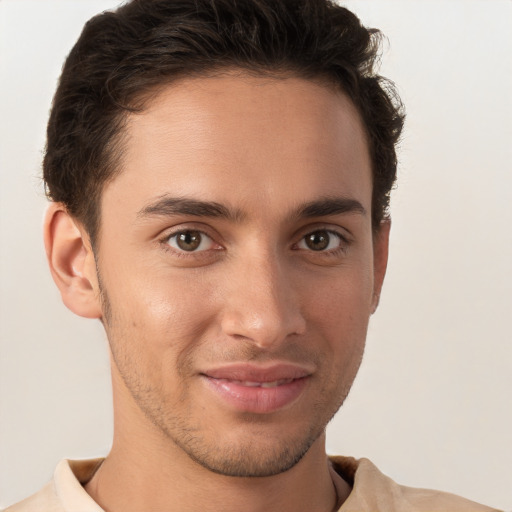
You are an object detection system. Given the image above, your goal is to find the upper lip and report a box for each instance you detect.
[201,363,314,383]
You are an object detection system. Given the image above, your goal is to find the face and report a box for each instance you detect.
[94,72,387,477]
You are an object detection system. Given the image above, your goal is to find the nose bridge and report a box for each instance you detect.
[221,247,305,348]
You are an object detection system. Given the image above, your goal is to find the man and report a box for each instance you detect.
[2,0,503,511]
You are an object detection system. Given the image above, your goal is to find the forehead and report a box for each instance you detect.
[103,72,372,221]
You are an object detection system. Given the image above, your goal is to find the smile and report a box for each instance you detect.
[219,378,295,388]
[201,363,312,414]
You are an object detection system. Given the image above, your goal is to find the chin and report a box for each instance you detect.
[186,441,313,478]
[168,419,326,478]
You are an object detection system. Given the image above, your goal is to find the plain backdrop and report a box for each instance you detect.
[0,0,511,509]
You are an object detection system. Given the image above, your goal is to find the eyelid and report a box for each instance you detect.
[295,222,351,242]
[167,230,214,252]
[298,230,343,249]
[158,224,225,255]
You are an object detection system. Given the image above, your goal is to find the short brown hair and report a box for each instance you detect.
[44,0,404,245]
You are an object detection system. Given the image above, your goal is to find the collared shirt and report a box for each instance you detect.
[2,456,501,511]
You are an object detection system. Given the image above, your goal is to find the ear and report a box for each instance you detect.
[44,203,102,319]
[371,219,391,313]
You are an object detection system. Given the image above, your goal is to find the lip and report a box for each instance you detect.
[201,363,313,414]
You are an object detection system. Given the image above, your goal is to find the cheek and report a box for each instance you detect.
[304,260,375,319]
[102,269,222,408]
[102,263,219,362]
[301,261,375,355]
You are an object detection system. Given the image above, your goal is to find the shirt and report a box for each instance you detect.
[2,456,502,511]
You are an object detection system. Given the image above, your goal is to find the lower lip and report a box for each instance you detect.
[202,376,309,414]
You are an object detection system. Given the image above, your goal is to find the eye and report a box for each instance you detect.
[167,230,216,252]
[297,230,344,252]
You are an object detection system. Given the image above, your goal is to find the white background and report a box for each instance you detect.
[0,0,510,509]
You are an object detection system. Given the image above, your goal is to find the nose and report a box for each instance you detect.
[220,253,306,349]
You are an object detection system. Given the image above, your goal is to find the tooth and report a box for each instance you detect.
[240,381,261,387]
[261,381,277,388]
[227,378,295,388]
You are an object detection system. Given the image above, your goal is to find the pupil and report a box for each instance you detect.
[306,231,329,251]
[177,231,201,251]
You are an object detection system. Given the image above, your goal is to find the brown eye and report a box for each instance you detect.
[297,230,343,252]
[168,230,214,252]
[304,231,330,251]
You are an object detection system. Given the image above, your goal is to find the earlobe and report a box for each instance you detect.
[44,203,102,319]
[371,219,391,314]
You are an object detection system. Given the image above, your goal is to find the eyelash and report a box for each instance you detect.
[294,229,350,255]
[158,227,351,258]
[159,228,221,259]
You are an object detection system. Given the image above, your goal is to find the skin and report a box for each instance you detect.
[45,71,389,512]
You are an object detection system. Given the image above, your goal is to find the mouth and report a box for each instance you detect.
[215,378,295,388]
[200,363,312,414]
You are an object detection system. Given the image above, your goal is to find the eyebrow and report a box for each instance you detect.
[137,195,366,222]
[137,196,245,222]
[295,197,367,219]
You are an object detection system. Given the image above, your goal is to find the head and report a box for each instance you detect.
[44,0,403,247]
[43,0,404,479]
